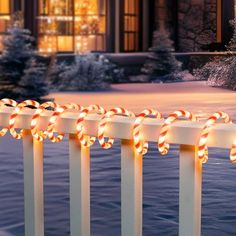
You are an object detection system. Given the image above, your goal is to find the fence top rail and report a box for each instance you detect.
[0,107,235,149]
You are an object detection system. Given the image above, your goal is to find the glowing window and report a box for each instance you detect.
[38,0,106,53]
[123,0,140,52]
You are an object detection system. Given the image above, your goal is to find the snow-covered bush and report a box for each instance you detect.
[47,58,69,90]
[15,58,49,101]
[56,54,122,91]
[194,18,236,90]
[142,30,182,81]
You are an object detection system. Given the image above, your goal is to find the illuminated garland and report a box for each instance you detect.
[198,112,232,163]
[133,109,162,155]
[1,99,236,164]
[31,102,59,142]
[76,104,105,147]
[48,103,83,143]
[0,99,18,137]
[158,110,197,155]
[9,100,40,139]
[98,107,135,149]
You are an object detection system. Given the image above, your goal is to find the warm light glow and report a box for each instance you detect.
[38,0,106,53]
[198,112,232,163]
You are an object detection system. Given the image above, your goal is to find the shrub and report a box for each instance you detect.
[55,54,123,91]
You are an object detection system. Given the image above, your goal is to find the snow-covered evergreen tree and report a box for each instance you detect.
[0,24,34,99]
[15,58,49,101]
[142,30,182,79]
[226,19,236,52]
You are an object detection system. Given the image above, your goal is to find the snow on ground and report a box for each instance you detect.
[49,81,236,118]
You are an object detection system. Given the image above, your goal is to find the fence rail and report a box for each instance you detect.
[0,106,236,236]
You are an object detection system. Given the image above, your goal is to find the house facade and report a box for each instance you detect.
[0,0,235,53]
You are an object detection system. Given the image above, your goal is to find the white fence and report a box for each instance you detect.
[0,106,236,236]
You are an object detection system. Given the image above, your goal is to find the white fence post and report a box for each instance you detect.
[69,134,90,236]
[23,130,44,236]
[121,139,143,236]
[179,145,202,236]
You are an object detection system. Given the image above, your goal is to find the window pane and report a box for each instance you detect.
[0,1,10,14]
[38,0,107,53]
[123,0,140,52]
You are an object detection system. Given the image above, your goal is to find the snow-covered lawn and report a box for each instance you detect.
[50,81,236,118]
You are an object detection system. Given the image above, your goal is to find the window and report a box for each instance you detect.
[0,1,11,51]
[38,0,107,53]
[123,0,140,52]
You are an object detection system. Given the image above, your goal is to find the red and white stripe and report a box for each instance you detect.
[158,110,197,155]
[76,104,105,147]
[9,100,40,139]
[198,111,231,163]
[230,140,236,163]
[47,103,83,143]
[133,109,162,155]
[0,99,18,137]
[98,107,135,149]
[31,101,59,142]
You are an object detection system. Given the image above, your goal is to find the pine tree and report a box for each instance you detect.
[226,18,236,52]
[142,30,182,78]
[0,24,35,99]
[15,58,49,101]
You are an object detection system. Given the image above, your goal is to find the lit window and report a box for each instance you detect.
[0,1,10,50]
[123,0,140,52]
[38,0,107,53]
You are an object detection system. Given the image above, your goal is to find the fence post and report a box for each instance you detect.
[121,139,143,236]
[179,145,202,236]
[23,130,44,236]
[69,134,90,236]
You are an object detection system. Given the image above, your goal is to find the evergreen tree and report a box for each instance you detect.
[226,18,236,52]
[15,58,49,101]
[142,30,182,78]
[0,24,35,99]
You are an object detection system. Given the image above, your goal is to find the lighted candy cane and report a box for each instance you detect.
[198,111,232,163]
[31,101,60,142]
[230,141,236,163]
[98,107,135,149]
[158,110,197,155]
[76,104,106,147]
[133,109,162,155]
[47,103,83,143]
[9,100,40,139]
[0,99,18,137]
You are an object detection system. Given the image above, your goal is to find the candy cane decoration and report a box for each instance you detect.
[198,111,232,163]
[158,110,197,155]
[98,107,135,149]
[31,101,60,142]
[76,104,105,147]
[9,100,40,139]
[47,103,83,143]
[230,140,236,163]
[133,109,162,155]
[0,99,18,137]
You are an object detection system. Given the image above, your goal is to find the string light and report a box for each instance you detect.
[9,100,40,139]
[0,99,18,137]
[1,99,236,164]
[198,112,232,163]
[76,104,105,147]
[47,103,83,143]
[133,109,162,155]
[31,102,60,142]
[98,107,135,149]
[158,110,197,155]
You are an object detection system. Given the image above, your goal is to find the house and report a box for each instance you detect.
[0,0,235,54]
